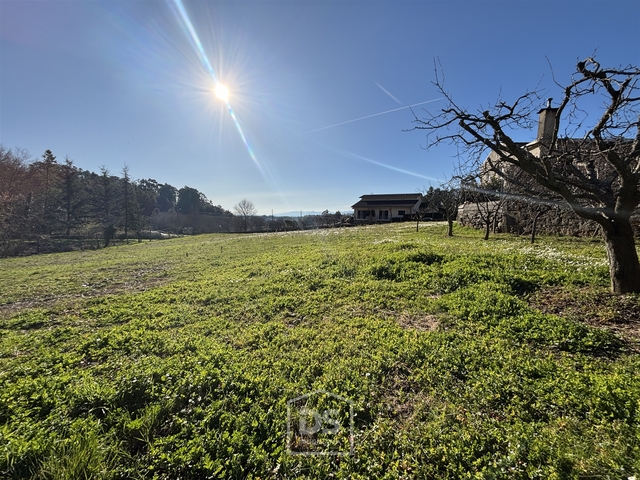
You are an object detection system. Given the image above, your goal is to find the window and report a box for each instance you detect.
[358,210,374,219]
[398,210,405,216]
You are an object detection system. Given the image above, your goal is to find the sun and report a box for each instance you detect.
[214,83,229,102]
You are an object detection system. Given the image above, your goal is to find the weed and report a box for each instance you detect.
[0,224,637,478]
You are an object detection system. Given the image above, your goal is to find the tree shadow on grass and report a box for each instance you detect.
[527,286,640,354]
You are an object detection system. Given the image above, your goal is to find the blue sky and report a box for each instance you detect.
[1,0,638,215]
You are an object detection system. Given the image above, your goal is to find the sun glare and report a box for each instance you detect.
[214,83,229,102]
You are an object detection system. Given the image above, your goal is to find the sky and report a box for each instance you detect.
[1,0,639,215]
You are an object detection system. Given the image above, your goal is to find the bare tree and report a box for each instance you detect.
[460,176,506,241]
[498,166,562,244]
[0,146,37,255]
[234,199,257,232]
[422,182,461,237]
[320,209,333,227]
[412,199,431,232]
[413,58,640,293]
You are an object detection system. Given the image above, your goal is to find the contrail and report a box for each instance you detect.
[347,152,441,182]
[313,141,441,183]
[374,81,402,104]
[305,98,443,134]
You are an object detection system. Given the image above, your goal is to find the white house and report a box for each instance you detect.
[351,193,423,224]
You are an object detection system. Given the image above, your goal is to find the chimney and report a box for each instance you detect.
[536,98,558,141]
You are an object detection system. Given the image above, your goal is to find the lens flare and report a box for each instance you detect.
[214,83,229,101]
[169,0,270,182]
[170,0,218,82]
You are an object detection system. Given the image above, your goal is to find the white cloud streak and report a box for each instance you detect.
[374,81,402,104]
[304,98,443,134]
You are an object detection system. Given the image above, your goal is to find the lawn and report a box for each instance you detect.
[0,223,638,479]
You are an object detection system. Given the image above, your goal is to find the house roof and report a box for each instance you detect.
[351,193,422,209]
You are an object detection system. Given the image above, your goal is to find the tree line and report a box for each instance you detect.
[0,147,233,256]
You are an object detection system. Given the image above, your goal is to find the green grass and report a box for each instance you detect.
[0,223,638,479]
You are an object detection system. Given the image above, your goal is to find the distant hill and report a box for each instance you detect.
[271,209,352,217]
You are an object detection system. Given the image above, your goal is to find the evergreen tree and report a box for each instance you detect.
[36,149,58,234]
[137,179,160,217]
[96,166,117,246]
[58,157,84,236]
[157,184,177,212]
[120,165,140,243]
[176,186,202,214]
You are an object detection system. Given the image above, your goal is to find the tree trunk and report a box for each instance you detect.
[484,221,490,240]
[601,218,640,294]
[447,219,453,237]
[531,212,540,245]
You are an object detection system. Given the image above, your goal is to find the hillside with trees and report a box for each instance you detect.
[0,146,232,257]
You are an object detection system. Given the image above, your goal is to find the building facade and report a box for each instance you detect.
[351,193,423,224]
[459,100,640,236]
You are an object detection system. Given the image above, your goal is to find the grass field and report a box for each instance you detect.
[1,223,639,479]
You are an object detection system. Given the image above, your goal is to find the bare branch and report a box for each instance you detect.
[412,57,640,291]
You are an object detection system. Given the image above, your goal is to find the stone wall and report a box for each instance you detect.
[457,201,503,231]
[458,201,640,237]
[501,203,599,237]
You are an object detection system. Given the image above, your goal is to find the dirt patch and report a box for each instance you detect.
[283,312,306,328]
[0,267,170,319]
[528,286,640,348]
[396,313,440,332]
[374,365,438,426]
